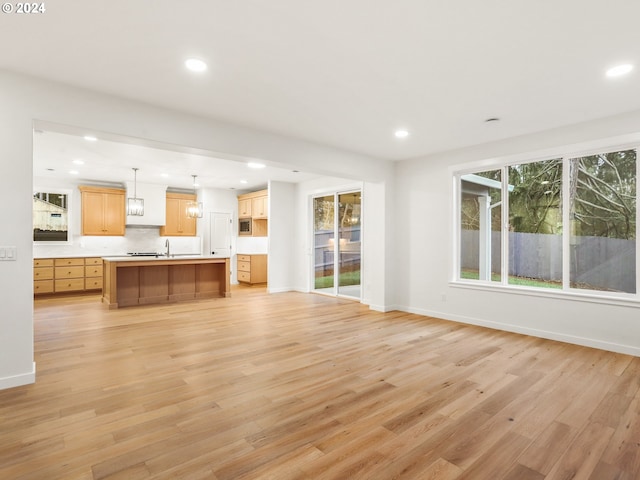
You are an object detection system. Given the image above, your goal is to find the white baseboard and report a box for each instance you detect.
[368,303,400,313]
[0,362,36,390]
[268,286,295,294]
[396,306,640,357]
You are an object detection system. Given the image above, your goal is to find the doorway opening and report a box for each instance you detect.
[312,190,362,300]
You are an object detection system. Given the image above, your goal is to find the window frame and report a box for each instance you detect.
[33,187,73,245]
[452,136,640,305]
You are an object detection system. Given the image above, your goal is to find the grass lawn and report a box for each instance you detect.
[315,270,361,289]
[460,270,562,289]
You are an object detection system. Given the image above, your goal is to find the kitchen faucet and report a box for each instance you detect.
[165,239,170,257]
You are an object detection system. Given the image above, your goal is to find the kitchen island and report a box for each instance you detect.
[102,256,230,309]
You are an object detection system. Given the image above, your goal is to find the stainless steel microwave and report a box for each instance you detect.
[239,218,252,235]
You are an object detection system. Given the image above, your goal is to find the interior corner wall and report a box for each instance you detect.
[267,181,296,293]
[0,87,35,389]
[0,69,392,390]
[362,180,394,311]
[289,176,393,311]
[395,109,640,356]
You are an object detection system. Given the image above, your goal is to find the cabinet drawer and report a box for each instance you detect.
[85,265,103,277]
[238,271,251,283]
[55,278,85,292]
[237,254,251,262]
[85,277,103,290]
[55,258,84,267]
[85,257,102,265]
[237,261,251,272]
[34,280,54,294]
[34,258,54,267]
[55,266,85,278]
[33,267,54,280]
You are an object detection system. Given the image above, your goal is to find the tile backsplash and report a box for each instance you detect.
[33,226,202,258]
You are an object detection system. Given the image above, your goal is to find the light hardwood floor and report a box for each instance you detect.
[1,287,639,479]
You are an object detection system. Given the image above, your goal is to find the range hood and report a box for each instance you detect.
[125,182,167,226]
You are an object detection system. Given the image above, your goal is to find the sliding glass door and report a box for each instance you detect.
[313,190,362,299]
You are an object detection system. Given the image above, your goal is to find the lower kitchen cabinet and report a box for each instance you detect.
[237,254,267,284]
[34,257,104,295]
[54,258,85,293]
[85,257,104,290]
[33,258,54,294]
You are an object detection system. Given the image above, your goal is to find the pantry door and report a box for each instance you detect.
[209,212,232,257]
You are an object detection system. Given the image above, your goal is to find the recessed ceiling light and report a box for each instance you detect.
[160,173,169,178]
[394,130,409,139]
[69,170,79,175]
[240,179,248,184]
[247,162,266,169]
[84,135,97,142]
[606,64,633,78]
[185,58,207,72]
[72,159,84,165]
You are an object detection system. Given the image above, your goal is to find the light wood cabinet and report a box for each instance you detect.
[33,258,54,294]
[236,254,267,284]
[54,258,85,293]
[79,186,125,236]
[34,257,104,295]
[160,193,197,237]
[84,257,104,290]
[237,189,268,237]
[251,195,268,219]
[238,198,252,217]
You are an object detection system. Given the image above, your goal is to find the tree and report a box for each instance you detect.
[462,150,636,240]
[571,150,636,240]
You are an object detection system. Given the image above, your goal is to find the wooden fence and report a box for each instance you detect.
[461,230,636,292]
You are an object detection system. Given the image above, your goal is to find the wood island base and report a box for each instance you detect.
[102,257,230,309]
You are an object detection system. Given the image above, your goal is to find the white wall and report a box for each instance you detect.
[0,69,391,390]
[362,179,394,311]
[268,181,296,293]
[288,176,391,310]
[395,110,640,356]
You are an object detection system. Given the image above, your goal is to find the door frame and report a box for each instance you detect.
[310,188,363,300]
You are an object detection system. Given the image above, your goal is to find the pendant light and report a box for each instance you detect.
[186,174,203,218]
[127,168,144,216]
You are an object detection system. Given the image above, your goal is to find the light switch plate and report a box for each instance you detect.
[0,246,17,261]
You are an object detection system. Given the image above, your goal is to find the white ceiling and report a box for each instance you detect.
[33,127,316,191]
[3,0,640,164]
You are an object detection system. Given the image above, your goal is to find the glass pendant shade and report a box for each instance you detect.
[186,200,203,218]
[127,167,144,216]
[186,174,203,218]
[127,197,144,216]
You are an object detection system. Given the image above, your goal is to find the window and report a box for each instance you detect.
[460,170,502,283]
[569,151,636,293]
[508,159,562,289]
[33,190,71,243]
[456,147,637,297]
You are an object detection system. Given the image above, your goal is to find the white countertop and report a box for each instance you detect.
[103,254,228,262]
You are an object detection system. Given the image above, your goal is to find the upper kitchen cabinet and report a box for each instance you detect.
[238,197,252,217]
[160,192,197,236]
[238,189,268,237]
[79,186,125,236]
[251,194,268,219]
